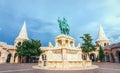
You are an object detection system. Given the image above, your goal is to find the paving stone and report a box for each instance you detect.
[0,63,120,73]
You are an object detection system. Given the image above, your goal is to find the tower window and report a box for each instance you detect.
[57,40,62,46]
[17,42,21,46]
[70,41,73,47]
[104,43,106,46]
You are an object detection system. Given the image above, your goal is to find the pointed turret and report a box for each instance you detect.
[16,21,28,40]
[96,24,110,47]
[14,21,29,47]
[97,24,109,41]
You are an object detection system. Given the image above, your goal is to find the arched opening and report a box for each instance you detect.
[96,42,100,47]
[110,53,115,62]
[57,40,62,46]
[90,53,95,62]
[104,43,106,46]
[15,41,22,47]
[17,42,21,45]
[70,41,73,47]
[6,54,12,63]
[65,40,68,46]
[116,51,120,63]
[105,52,110,62]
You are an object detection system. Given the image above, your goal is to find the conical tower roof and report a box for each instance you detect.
[16,21,29,40]
[97,24,109,41]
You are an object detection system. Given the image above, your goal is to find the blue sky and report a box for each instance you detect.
[0,0,120,46]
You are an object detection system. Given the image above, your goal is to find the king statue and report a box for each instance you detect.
[58,17,70,35]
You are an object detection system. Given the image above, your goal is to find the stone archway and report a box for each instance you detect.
[116,51,120,63]
[105,52,110,62]
[110,53,115,62]
[6,54,12,63]
[90,53,96,62]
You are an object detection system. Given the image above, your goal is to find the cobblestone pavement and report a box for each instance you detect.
[0,62,120,73]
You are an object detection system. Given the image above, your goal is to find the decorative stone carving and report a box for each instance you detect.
[35,34,98,70]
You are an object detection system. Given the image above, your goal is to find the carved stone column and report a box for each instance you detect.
[15,56,19,63]
[10,54,14,63]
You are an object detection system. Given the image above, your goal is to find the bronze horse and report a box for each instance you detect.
[58,18,70,35]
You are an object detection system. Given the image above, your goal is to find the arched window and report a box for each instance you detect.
[105,52,110,62]
[110,53,115,62]
[6,54,12,63]
[57,40,62,46]
[104,43,106,46]
[90,53,96,62]
[66,40,68,46]
[17,42,21,46]
[116,51,120,63]
[70,41,73,47]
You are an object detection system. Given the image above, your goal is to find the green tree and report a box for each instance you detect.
[98,46,105,62]
[16,39,42,63]
[80,34,96,60]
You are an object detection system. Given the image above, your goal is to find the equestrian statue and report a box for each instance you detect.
[58,18,70,35]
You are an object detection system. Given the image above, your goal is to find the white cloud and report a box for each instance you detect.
[100,0,120,25]
[89,0,120,43]
[106,26,120,43]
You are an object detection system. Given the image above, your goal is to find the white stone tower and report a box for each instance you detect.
[10,21,29,63]
[96,24,110,47]
[14,21,29,48]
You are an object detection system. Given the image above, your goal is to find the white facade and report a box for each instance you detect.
[38,34,94,69]
[0,21,29,63]
[96,24,110,47]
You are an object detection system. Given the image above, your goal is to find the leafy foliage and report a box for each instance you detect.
[80,34,96,53]
[98,46,105,62]
[16,39,42,63]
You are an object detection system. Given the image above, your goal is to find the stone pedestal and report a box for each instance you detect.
[37,34,94,69]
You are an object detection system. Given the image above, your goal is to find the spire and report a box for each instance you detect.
[16,21,29,40]
[97,24,109,41]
